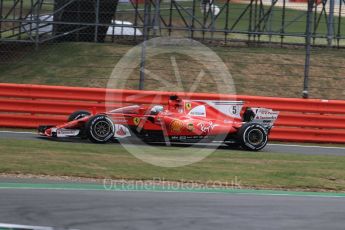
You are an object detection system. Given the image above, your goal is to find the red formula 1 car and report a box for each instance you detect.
[38,96,279,151]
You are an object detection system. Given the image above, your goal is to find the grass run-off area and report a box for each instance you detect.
[1,139,345,192]
[1,42,345,100]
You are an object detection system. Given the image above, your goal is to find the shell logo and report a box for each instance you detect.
[169,119,184,133]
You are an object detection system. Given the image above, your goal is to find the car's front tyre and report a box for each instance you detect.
[68,110,91,139]
[85,115,114,143]
[68,110,91,122]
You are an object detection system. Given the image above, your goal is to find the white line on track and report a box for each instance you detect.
[268,143,345,150]
[0,223,54,230]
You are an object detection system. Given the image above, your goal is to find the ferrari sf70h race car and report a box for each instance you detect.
[38,96,279,151]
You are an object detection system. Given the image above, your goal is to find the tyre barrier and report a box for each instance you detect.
[0,83,344,143]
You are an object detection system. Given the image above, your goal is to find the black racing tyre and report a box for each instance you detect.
[237,123,268,151]
[85,115,114,143]
[68,110,91,139]
[68,110,91,122]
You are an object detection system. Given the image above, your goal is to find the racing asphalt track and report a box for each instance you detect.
[1,130,345,229]
[1,183,345,230]
[0,130,345,156]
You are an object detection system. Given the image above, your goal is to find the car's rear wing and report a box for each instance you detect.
[250,108,280,128]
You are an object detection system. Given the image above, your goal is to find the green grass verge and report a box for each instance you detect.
[1,139,345,192]
[1,42,344,99]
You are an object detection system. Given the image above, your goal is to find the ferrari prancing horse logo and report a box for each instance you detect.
[133,117,140,126]
[185,102,192,110]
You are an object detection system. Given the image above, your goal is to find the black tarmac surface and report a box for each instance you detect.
[1,188,345,230]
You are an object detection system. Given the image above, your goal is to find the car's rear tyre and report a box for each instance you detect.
[85,115,114,143]
[68,110,91,122]
[237,123,268,151]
